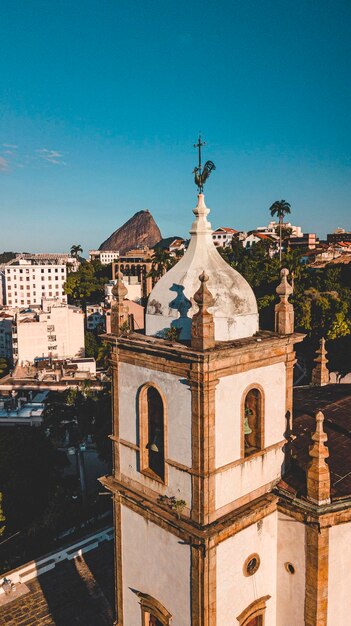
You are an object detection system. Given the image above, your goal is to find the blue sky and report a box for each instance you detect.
[1,0,351,254]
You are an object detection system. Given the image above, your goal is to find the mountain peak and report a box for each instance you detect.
[99,210,162,254]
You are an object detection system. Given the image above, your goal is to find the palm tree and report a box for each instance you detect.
[70,244,83,259]
[269,200,291,264]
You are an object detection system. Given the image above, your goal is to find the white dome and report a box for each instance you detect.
[146,194,258,341]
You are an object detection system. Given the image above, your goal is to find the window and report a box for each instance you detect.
[237,596,270,626]
[138,593,171,626]
[139,384,166,482]
[242,387,264,458]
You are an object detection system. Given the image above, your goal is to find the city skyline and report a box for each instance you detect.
[1,0,351,254]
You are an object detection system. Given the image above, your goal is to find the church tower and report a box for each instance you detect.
[101,185,303,625]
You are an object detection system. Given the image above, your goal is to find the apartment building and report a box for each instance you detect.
[2,299,84,365]
[89,250,120,264]
[3,259,67,307]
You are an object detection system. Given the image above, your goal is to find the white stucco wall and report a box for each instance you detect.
[118,362,192,501]
[119,444,192,505]
[328,522,351,625]
[276,512,305,626]
[215,446,284,510]
[216,511,277,625]
[215,362,286,468]
[121,504,191,626]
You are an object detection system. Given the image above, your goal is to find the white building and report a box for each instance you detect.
[89,250,120,264]
[256,220,303,238]
[86,304,106,331]
[6,299,85,365]
[3,259,67,307]
[212,226,239,247]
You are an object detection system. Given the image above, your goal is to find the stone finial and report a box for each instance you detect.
[111,272,129,335]
[311,338,329,386]
[275,268,294,335]
[306,411,331,505]
[191,271,215,350]
[112,272,128,302]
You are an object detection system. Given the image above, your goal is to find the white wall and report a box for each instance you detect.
[215,362,286,468]
[276,512,305,626]
[215,446,284,510]
[121,505,191,626]
[328,522,351,625]
[118,362,192,501]
[216,511,277,625]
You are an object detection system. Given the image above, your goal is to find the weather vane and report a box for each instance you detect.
[193,133,216,192]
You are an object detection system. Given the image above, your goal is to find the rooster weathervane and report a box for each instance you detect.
[193,134,216,192]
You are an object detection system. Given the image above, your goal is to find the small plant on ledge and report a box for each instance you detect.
[157,495,186,518]
[164,327,181,343]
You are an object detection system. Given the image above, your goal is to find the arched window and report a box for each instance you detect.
[139,384,166,482]
[242,387,264,458]
[236,595,270,625]
[138,592,172,625]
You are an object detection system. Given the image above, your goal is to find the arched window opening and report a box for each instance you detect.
[146,386,165,481]
[237,595,270,626]
[243,388,263,458]
[138,592,172,626]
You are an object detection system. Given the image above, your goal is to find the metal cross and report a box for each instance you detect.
[194,133,206,173]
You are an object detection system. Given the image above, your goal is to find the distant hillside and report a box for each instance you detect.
[0,251,17,264]
[99,210,162,255]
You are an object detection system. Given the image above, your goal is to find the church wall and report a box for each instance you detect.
[216,511,277,625]
[118,362,192,504]
[276,512,305,626]
[215,362,286,468]
[119,444,192,504]
[121,504,191,626]
[118,362,192,467]
[328,521,351,625]
[215,446,284,510]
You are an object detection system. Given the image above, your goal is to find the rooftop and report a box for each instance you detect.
[0,530,114,626]
[282,384,351,502]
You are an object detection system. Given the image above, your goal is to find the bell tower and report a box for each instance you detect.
[101,188,304,625]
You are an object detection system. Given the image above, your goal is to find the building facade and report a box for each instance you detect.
[3,259,67,307]
[89,250,120,264]
[212,226,239,247]
[4,299,84,365]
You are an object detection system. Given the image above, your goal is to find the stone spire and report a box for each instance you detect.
[191,271,215,350]
[306,411,331,505]
[275,268,294,335]
[111,272,129,336]
[311,338,329,386]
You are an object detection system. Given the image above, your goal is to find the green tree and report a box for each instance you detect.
[269,199,291,264]
[148,248,178,280]
[64,260,111,305]
[70,244,83,258]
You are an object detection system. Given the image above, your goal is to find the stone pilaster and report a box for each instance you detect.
[111,272,128,336]
[311,338,329,386]
[305,524,329,626]
[275,268,294,335]
[191,271,215,350]
[307,411,330,506]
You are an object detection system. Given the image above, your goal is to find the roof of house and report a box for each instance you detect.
[0,532,114,625]
[213,227,239,234]
[281,385,351,501]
